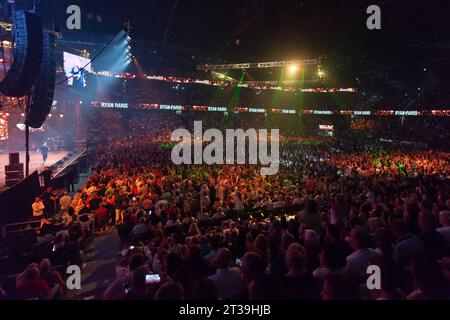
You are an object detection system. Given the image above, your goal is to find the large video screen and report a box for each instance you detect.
[63,52,93,88]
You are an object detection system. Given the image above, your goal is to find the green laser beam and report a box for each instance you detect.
[228,71,245,108]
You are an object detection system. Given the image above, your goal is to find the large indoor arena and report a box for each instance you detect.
[0,0,449,309]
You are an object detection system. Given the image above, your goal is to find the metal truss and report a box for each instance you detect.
[197,58,321,71]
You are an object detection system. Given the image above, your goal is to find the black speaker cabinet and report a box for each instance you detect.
[5,163,24,187]
[9,152,20,164]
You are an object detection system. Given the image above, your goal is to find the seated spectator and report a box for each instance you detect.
[39,259,65,295]
[16,264,50,300]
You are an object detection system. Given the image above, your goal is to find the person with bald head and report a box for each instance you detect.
[208,248,244,300]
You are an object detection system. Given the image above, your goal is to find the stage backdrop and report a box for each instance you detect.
[0,171,41,225]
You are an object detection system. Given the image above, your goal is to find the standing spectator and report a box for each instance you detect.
[437,211,450,245]
[344,227,377,281]
[281,243,320,300]
[391,220,425,269]
[59,192,72,211]
[115,190,129,225]
[41,166,53,187]
[95,203,109,232]
[208,248,244,300]
[32,197,45,221]
[418,212,447,260]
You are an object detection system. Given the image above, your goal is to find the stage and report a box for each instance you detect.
[0,150,70,187]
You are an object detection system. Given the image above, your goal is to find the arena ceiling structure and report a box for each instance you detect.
[27,0,450,90]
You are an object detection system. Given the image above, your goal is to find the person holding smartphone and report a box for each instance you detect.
[122,265,157,300]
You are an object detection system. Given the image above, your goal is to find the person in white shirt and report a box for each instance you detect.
[437,210,450,245]
[59,192,72,211]
[208,248,244,300]
[32,197,45,220]
[344,227,376,280]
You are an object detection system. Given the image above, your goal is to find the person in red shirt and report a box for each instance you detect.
[95,203,109,232]
[142,196,152,212]
[305,176,315,194]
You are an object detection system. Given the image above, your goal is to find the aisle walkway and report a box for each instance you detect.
[65,229,122,300]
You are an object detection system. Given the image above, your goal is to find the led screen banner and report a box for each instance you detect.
[90,101,450,117]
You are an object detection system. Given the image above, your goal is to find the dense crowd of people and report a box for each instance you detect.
[1,110,449,300]
[91,135,450,300]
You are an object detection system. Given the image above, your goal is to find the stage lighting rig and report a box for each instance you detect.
[197,58,320,71]
[288,64,299,74]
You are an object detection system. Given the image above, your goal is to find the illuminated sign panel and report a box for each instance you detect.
[100,102,128,109]
[394,110,418,116]
[353,111,371,116]
[313,110,332,115]
[248,108,266,113]
[208,106,227,112]
[160,104,183,110]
